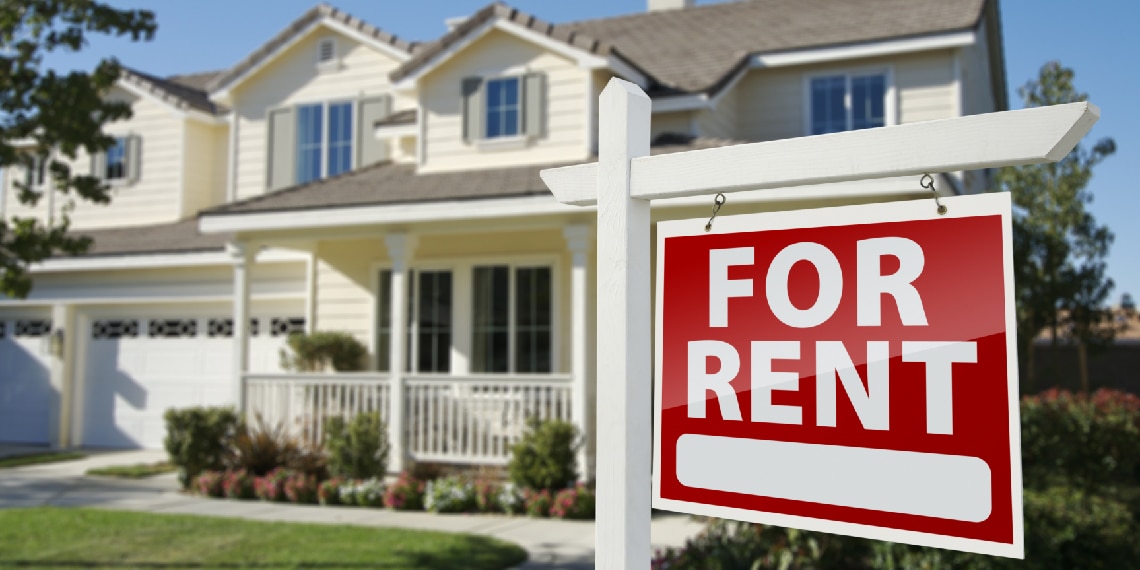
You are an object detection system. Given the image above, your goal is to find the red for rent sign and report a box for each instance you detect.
[653,193,1023,558]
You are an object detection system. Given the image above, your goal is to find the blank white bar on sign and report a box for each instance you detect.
[676,435,992,522]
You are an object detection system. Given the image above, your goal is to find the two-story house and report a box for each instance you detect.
[0,0,1005,477]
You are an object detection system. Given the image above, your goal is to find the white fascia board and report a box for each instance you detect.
[199,195,582,234]
[32,249,307,273]
[752,30,976,69]
[603,55,650,90]
[374,122,417,139]
[651,94,708,113]
[392,19,496,92]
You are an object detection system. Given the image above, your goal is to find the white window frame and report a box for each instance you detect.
[295,99,356,184]
[370,253,562,377]
[21,154,49,193]
[475,73,529,151]
[802,66,896,136]
[471,261,557,375]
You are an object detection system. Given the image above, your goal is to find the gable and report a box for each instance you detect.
[230,25,402,106]
[419,27,578,90]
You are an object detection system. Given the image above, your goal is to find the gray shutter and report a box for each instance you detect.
[462,77,484,143]
[357,95,392,167]
[90,151,107,181]
[267,107,296,190]
[524,72,545,139]
[126,135,142,183]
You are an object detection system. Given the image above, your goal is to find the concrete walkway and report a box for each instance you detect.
[0,450,703,569]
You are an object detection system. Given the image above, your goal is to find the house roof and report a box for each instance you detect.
[206,3,417,95]
[120,67,222,115]
[391,0,987,95]
[204,134,741,217]
[76,218,231,257]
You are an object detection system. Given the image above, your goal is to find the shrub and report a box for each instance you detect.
[318,478,345,506]
[507,418,580,492]
[474,479,502,513]
[651,519,874,570]
[163,407,239,489]
[280,331,367,372]
[550,483,595,519]
[383,471,425,511]
[1021,388,1140,492]
[523,488,553,518]
[222,469,255,500]
[353,478,387,508]
[497,482,525,515]
[284,472,319,504]
[194,470,225,498]
[254,468,291,502]
[425,475,477,513]
[226,414,303,477]
[324,412,389,480]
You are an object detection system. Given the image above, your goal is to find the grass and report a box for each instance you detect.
[0,451,86,469]
[86,461,176,479]
[0,508,528,569]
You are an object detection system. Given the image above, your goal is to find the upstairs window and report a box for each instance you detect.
[461,73,545,145]
[809,72,889,135]
[295,101,354,185]
[485,77,521,139]
[21,155,47,191]
[90,135,140,183]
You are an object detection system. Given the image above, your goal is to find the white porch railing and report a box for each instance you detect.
[243,373,391,446]
[242,373,574,465]
[404,374,574,465]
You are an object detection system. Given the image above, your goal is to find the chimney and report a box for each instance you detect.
[648,0,695,11]
[444,16,467,31]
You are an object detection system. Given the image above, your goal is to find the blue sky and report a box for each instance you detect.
[44,0,1140,304]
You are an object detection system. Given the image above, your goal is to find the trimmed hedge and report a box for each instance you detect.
[163,407,239,489]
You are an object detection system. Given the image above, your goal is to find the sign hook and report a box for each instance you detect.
[921,174,948,215]
[705,193,727,232]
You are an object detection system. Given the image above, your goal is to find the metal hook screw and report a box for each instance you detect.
[705,193,727,232]
[921,173,948,215]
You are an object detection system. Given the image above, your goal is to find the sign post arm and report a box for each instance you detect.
[595,78,653,569]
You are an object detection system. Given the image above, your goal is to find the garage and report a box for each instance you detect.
[80,307,302,449]
[0,316,54,444]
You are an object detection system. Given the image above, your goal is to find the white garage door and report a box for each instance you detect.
[82,313,302,449]
[0,317,54,444]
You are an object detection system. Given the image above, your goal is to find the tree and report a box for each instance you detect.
[0,1,155,298]
[993,61,1116,390]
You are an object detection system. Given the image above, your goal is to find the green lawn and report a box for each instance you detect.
[0,451,85,469]
[0,508,529,569]
[86,461,176,479]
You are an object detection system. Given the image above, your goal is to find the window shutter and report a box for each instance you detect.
[22,158,33,189]
[267,107,296,190]
[357,95,392,167]
[90,151,107,181]
[524,72,545,139]
[126,135,142,182]
[461,77,484,143]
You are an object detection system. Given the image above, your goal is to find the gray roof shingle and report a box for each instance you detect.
[76,218,231,257]
[120,67,222,114]
[205,135,742,216]
[392,0,987,95]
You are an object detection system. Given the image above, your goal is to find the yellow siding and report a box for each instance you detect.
[23,261,306,302]
[419,29,590,173]
[695,86,740,140]
[738,50,957,142]
[181,121,226,216]
[315,238,386,344]
[231,28,406,200]
[66,88,186,229]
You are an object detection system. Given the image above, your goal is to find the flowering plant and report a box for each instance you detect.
[383,470,425,510]
[550,483,595,519]
[222,469,255,500]
[497,482,525,515]
[474,478,501,513]
[254,467,292,502]
[425,475,477,513]
[284,471,319,504]
[318,478,345,506]
[523,488,553,517]
[195,470,225,498]
[354,478,387,508]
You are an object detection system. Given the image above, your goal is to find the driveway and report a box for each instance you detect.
[0,450,703,569]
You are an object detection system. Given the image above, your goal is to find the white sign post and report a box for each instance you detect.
[541,78,1098,569]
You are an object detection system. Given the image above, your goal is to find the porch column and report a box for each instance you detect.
[385,233,416,474]
[564,224,593,481]
[228,242,253,412]
[49,303,76,448]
